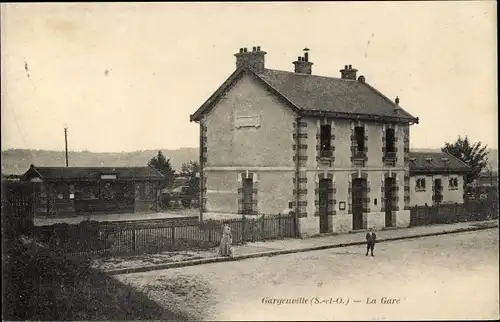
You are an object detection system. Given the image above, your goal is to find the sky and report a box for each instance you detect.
[1,2,497,153]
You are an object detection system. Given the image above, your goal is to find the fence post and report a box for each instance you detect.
[423,204,427,225]
[171,226,175,248]
[409,206,414,227]
[261,214,265,241]
[132,229,136,253]
[242,215,246,244]
[293,211,298,238]
[278,213,282,239]
[427,203,432,225]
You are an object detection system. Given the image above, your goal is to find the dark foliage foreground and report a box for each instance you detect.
[2,237,188,321]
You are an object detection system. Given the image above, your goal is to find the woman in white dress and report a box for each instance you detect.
[219,224,232,256]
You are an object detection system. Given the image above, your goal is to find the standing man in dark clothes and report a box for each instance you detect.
[366,228,376,256]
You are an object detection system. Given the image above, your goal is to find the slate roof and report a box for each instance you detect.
[23,165,164,181]
[408,152,471,174]
[260,69,417,120]
[190,67,419,123]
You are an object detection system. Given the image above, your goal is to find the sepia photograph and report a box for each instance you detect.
[1,2,498,321]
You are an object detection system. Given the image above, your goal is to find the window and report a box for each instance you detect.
[39,183,47,199]
[416,178,426,191]
[242,178,254,215]
[354,126,365,152]
[320,124,332,157]
[385,128,395,155]
[53,184,69,200]
[449,177,459,190]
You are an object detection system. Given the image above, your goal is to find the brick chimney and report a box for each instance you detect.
[293,48,313,74]
[234,46,267,73]
[340,64,358,80]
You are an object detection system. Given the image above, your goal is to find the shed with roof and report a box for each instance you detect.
[22,165,164,217]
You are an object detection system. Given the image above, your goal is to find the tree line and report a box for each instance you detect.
[147,150,200,196]
[442,136,490,184]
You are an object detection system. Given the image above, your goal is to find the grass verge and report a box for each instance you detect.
[2,237,188,321]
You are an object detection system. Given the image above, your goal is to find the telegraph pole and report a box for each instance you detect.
[64,127,69,167]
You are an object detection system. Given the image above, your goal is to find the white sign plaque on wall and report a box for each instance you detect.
[101,174,117,180]
[235,115,261,129]
[339,201,346,211]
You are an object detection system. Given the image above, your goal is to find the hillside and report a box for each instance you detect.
[1,148,198,175]
[1,147,497,175]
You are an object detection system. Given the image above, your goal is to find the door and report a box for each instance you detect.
[242,178,253,215]
[114,182,135,212]
[318,179,330,233]
[101,181,119,212]
[433,178,443,204]
[352,178,365,230]
[384,177,395,227]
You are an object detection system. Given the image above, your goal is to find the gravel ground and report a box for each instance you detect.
[91,249,219,271]
[115,229,499,321]
[35,209,198,226]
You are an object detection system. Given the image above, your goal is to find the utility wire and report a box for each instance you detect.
[4,59,37,167]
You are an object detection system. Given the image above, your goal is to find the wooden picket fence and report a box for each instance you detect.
[409,199,498,227]
[2,181,35,253]
[34,213,296,257]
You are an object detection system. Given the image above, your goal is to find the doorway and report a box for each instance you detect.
[384,177,396,227]
[318,179,331,233]
[352,178,366,230]
[433,178,443,204]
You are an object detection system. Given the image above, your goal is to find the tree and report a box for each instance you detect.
[179,161,200,197]
[148,150,175,188]
[442,136,489,184]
